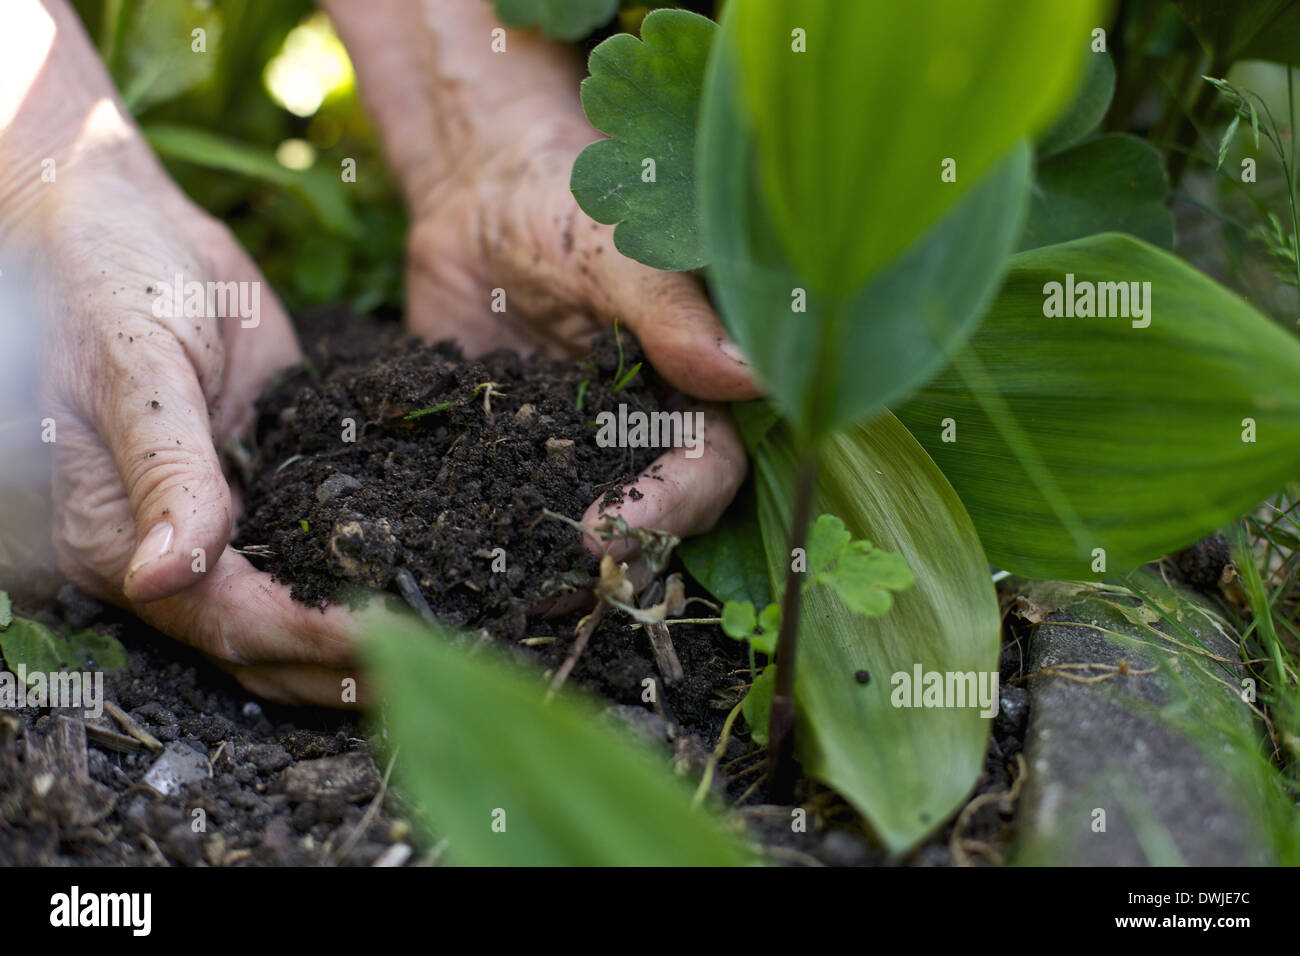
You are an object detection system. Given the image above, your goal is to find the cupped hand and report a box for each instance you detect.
[402,114,761,571]
[25,151,359,705]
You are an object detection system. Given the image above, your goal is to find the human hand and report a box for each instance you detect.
[0,81,359,704]
[326,0,762,574]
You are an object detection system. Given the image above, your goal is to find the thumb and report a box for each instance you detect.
[579,228,762,402]
[96,333,234,604]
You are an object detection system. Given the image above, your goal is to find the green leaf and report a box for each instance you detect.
[1174,1,1300,66]
[803,515,914,617]
[742,665,775,745]
[719,601,777,655]
[1037,51,1116,158]
[0,591,11,630]
[752,415,1001,855]
[699,16,1033,436]
[0,618,78,681]
[66,629,129,673]
[571,10,715,270]
[1218,113,1242,169]
[491,0,619,42]
[0,618,123,682]
[1020,134,1173,251]
[732,401,781,453]
[804,514,851,578]
[144,124,361,237]
[814,544,916,618]
[721,601,757,640]
[612,362,642,392]
[115,0,222,113]
[366,615,752,866]
[747,629,776,658]
[895,233,1300,580]
[677,480,771,607]
[728,0,1098,298]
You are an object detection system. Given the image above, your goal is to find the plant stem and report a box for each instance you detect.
[766,447,819,801]
[1289,67,1300,318]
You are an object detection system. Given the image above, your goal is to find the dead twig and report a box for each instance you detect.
[546,604,605,701]
[104,700,163,754]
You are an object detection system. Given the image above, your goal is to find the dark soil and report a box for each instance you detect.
[0,583,1030,867]
[237,309,665,641]
[0,596,400,867]
[0,308,1033,867]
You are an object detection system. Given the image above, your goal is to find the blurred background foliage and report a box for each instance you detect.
[61,0,1300,333]
[71,0,405,315]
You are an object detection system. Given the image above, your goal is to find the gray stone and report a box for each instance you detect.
[1013,582,1273,865]
[281,752,380,804]
[602,704,669,749]
[816,829,877,867]
[143,743,209,797]
[994,683,1029,738]
[315,473,362,504]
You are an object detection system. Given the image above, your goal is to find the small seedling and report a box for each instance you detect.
[404,400,456,420]
[719,515,913,746]
[612,362,641,393]
[609,319,641,392]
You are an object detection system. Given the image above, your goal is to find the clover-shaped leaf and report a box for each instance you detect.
[805,514,915,617]
[571,9,715,270]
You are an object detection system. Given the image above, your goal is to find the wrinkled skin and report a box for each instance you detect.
[4,0,759,705]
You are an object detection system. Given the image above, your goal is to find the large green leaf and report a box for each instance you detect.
[1021,134,1173,251]
[491,0,619,42]
[751,415,1000,855]
[699,16,1032,436]
[144,124,361,237]
[1036,51,1116,159]
[1173,1,1300,66]
[895,233,1300,580]
[571,10,715,270]
[366,615,753,866]
[729,0,1098,299]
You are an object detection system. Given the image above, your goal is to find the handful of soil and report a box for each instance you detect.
[236,313,665,639]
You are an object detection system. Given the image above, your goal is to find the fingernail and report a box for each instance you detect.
[128,521,174,576]
[718,337,749,366]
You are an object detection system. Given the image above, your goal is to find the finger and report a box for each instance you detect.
[92,327,234,604]
[220,662,368,709]
[580,403,747,568]
[575,219,762,402]
[209,230,303,444]
[134,545,357,667]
